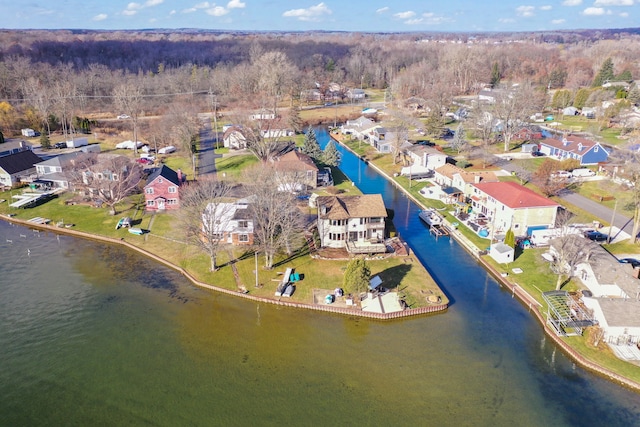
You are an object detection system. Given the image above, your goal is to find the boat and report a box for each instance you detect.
[282,284,295,297]
[418,209,443,227]
[128,227,144,235]
[116,217,131,230]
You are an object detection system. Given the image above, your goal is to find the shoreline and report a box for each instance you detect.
[1,214,447,320]
[328,130,640,393]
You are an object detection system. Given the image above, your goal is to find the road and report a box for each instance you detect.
[196,115,221,177]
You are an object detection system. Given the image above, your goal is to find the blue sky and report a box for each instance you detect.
[2,1,637,32]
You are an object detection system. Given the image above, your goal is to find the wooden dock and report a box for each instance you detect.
[430,225,450,238]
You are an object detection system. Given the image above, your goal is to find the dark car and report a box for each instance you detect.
[54,142,67,149]
[583,230,608,242]
[619,258,640,268]
[531,150,545,157]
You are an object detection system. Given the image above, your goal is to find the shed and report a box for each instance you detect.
[369,275,383,290]
[562,106,579,116]
[521,143,538,153]
[489,243,514,264]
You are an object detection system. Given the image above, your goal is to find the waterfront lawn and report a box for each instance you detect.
[214,153,260,179]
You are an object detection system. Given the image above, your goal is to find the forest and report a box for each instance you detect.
[0,28,639,141]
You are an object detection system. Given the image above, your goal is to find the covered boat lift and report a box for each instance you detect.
[542,290,595,337]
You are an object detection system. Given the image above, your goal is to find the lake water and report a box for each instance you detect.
[0,131,639,425]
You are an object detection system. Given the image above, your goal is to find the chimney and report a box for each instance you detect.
[177,169,183,183]
[474,175,481,184]
[321,205,327,215]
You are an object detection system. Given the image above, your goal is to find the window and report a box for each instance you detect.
[594,146,599,152]
[147,200,155,206]
[238,220,248,228]
[158,178,163,183]
[168,186,177,193]
[167,199,178,205]
[145,187,154,194]
[238,234,249,242]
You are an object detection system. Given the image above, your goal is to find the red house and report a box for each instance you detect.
[144,165,184,211]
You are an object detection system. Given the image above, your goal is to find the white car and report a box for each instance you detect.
[117,114,130,119]
[551,170,572,179]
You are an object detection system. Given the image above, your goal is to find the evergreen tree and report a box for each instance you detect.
[592,58,615,87]
[551,90,573,109]
[490,62,501,86]
[615,69,633,82]
[504,228,516,249]
[627,86,640,105]
[301,126,322,160]
[343,258,371,295]
[322,140,341,167]
[573,88,591,109]
[39,133,50,150]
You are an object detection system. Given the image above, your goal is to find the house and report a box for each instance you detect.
[581,107,596,119]
[401,145,449,177]
[0,140,33,158]
[250,110,276,121]
[144,165,185,211]
[271,149,318,191]
[202,199,254,246]
[340,116,376,142]
[80,154,140,200]
[452,169,499,196]
[261,129,294,139]
[0,150,42,188]
[513,127,543,141]
[316,194,387,254]
[559,241,640,345]
[369,127,406,153]
[469,181,559,236]
[433,164,464,188]
[538,135,609,165]
[35,151,92,189]
[346,88,366,100]
[478,88,497,103]
[300,89,322,102]
[222,126,248,149]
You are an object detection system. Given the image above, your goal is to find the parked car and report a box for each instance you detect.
[117,114,130,119]
[136,158,153,165]
[571,168,595,178]
[54,142,67,149]
[551,170,572,179]
[583,230,609,242]
[619,258,640,268]
[531,150,545,157]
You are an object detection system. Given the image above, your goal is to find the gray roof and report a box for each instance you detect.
[584,244,640,298]
[596,298,640,327]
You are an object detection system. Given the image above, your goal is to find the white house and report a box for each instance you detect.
[401,145,449,176]
[222,126,248,149]
[202,199,254,246]
[341,116,377,142]
[316,194,387,254]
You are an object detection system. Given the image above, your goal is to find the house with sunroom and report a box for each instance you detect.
[143,165,185,211]
[538,135,609,165]
[316,194,387,254]
[469,181,559,236]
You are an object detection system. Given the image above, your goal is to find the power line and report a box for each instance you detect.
[1,90,211,103]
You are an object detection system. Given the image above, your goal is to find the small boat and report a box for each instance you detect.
[116,217,131,229]
[282,284,295,297]
[419,209,443,227]
[128,227,144,235]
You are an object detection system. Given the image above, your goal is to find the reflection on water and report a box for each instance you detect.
[0,191,639,425]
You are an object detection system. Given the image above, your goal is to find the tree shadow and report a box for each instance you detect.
[271,245,311,269]
[374,263,412,291]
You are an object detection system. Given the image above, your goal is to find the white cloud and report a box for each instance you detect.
[499,18,516,23]
[93,13,108,21]
[169,9,176,14]
[145,0,164,6]
[594,0,633,5]
[376,7,389,14]
[182,7,197,13]
[540,5,553,10]
[122,9,138,16]
[562,0,582,5]
[227,0,246,8]
[282,3,332,21]
[394,11,416,19]
[551,18,566,24]
[583,6,606,15]
[405,18,423,25]
[126,2,143,11]
[195,2,211,7]
[206,6,229,16]
[516,5,535,17]
[620,11,629,16]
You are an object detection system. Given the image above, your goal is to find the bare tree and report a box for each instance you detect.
[69,154,143,215]
[113,82,145,155]
[179,178,236,272]
[23,77,54,136]
[549,234,597,290]
[242,165,305,269]
[493,83,543,152]
[532,159,571,197]
[390,125,408,165]
[164,102,201,177]
[609,144,640,243]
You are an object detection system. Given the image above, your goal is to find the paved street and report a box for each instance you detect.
[196,115,221,177]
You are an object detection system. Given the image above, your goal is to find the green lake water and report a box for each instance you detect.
[1,219,639,426]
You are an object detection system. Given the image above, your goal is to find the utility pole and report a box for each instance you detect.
[254,251,259,288]
[209,87,219,149]
[607,199,617,244]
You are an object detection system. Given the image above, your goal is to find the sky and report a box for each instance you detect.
[1,0,638,33]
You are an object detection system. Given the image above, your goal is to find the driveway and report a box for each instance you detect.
[558,189,634,237]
